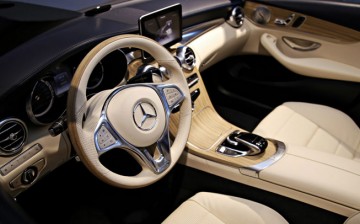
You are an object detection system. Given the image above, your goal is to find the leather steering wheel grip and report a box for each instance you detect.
[67,34,192,188]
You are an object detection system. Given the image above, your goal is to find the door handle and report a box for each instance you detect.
[282,36,321,51]
[260,33,360,82]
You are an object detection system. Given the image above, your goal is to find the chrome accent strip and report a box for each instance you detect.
[246,139,286,173]
[93,83,185,174]
[216,130,266,157]
[234,136,262,156]
[0,118,28,156]
[181,18,225,45]
[94,118,123,155]
[187,75,199,88]
[132,102,157,131]
[188,78,198,88]
[226,5,244,28]
[282,36,321,51]
[0,144,42,176]
[216,145,249,157]
[175,46,196,71]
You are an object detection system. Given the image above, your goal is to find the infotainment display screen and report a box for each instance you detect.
[139,3,182,52]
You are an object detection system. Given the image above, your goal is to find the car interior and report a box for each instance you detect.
[0,0,360,223]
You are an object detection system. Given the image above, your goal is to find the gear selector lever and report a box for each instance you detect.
[217,131,267,157]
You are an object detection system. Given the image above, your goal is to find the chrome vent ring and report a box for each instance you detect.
[0,118,27,156]
[176,46,196,71]
[227,5,244,28]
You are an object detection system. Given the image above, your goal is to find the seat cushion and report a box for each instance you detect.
[345,212,360,224]
[162,192,288,224]
[253,102,360,161]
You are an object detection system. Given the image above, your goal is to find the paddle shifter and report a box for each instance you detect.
[217,131,267,157]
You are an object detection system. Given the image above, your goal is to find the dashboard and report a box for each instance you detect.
[26,49,128,126]
[0,0,234,197]
[1,0,360,220]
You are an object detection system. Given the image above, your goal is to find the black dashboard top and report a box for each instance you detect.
[0,0,236,100]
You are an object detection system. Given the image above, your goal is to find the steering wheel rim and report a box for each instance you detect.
[67,34,192,188]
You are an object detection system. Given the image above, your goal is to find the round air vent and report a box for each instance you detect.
[227,6,244,28]
[176,46,196,71]
[0,118,27,156]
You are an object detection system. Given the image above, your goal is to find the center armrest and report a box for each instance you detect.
[259,144,360,210]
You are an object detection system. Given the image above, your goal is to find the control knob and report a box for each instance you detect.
[21,167,38,185]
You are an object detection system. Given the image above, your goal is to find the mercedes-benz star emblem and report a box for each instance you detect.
[133,102,157,131]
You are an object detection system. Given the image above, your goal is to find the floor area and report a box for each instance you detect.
[16,158,346,224]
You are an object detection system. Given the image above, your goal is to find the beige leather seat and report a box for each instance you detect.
[163,192,360,224]
[162,192,288,224]
[253,102,360,159]
[249,102,360,217]
[164,102,360,224]
[345,212,360,224]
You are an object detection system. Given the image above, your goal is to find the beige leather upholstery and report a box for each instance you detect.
[162,192,288,224]
[254,102,360,160]
[253,102,360,211]
[345,212,360,224]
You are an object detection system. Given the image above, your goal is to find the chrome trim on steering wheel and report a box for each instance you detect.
[94,83,185,174]
[133,102,157,131]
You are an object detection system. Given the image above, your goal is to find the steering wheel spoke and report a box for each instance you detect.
[94,117,124,155]
[154,84,185,112]
[93,84,178,173]
[128,127,171,174]
[145,126,172,173]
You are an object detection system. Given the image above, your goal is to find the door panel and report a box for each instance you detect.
[259,0,360,31]
[201,0,360,130]
[260,33,360,82]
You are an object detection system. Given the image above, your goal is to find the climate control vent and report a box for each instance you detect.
[176,46,196,71]
[0,118,27,156]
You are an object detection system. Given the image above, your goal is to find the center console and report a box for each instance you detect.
[167,59,286,177]
[133,3,360,218]
[217,131,268,157]
[160,24,358,217]
[166,54,360,216]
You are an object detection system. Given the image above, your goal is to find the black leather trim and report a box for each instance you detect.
[0,0,234,101]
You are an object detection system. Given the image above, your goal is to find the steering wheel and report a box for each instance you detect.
[67,34,192,188]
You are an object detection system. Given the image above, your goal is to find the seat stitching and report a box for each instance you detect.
[286,150,360,176]
[336,140,357,156]
[334,143,342,156]
[287,106,358,151]
[352,137,360,160]
[288,107,357,156]
[274,111,297,137]
[188,198,226,224]
[355,135,360,152]
[334,141,357,159]
[308,128,356,157]
[304,126,319,148]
